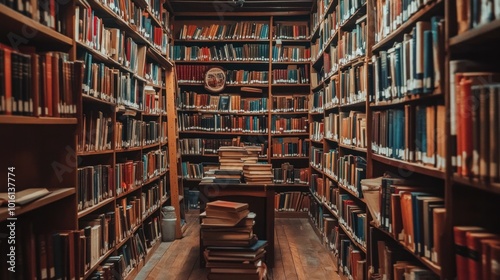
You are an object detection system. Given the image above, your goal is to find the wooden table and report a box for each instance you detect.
[197,183,276,268]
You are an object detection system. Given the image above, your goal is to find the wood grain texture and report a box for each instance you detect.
[141,211,341,280]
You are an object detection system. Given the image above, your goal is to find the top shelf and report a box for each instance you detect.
[0,5,73,50]
[0,116,78,125]
[372,0,444,53]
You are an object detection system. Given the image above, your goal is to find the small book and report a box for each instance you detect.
[0,188,50,206]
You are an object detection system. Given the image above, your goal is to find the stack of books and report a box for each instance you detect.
[201,200,268,280]
[243,164,273,184]
[218,146,262,170]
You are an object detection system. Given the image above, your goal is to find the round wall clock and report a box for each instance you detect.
[204,67,226,93]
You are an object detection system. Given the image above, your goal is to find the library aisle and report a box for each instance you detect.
[138,211,339,280]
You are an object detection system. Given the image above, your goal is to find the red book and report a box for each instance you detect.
[453,226,485,280]
[481,238,500,280]
[466,232,499,280]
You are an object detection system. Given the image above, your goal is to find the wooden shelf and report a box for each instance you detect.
[449,19,500,49]
[0,188,75,221]
[272,39,311,44]
[142,112,162,117]
[83,247,115,279]
[77,149,114,156]
[181,154,219,157]
[179,131,268,136]
[339,56,365,70]
[270,111,309,115]
[116,185,142,199]
[372,225,442,277]
[174,39,270,43]
[270,156,309,160]
[270,132,309,137]
[309,138,324,145]
[271,83,311,87]
[372,0,444,52]
[0,116,78,125]
[174,60,269,65]
[369,91,443,109]
[143,142,161,150]
[338,143,367,153]
[339,223,367,254]
[115,146,143,153]
[310,164,324,175]
[178,82,269,87]
[177,109,268,116]
[272,183,310,188]
[78,197,115,219]
[272,61,311,65]
[371,154,445,179]
[452,175,500,195]
[339,2,367,30]
[82,93,117,106]
[324,137,339,144]
[0,5,73,49]
[76,41,134,75]
[309,110,324,116]
[339,99,366,109]
[337,181,365,204]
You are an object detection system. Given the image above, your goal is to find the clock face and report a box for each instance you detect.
[204,67,226,93]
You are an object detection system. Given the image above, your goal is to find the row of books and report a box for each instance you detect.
[310,50,338,87]
[373,240,439,280]
[324,152,367,198]
[272,95,309,112]
[312,11,338,60]
[328,221,367,280]
[340,64,368,105]
[271,66,310,84]
[375,176,444,265]
[338,19,367,66]
[337,193,367,248]
[180,138,230,155]
[144,62,165,88]
[178,113,269,133]
[176,92,269,113]
[1,0,64,32]
[374,0,439,44]
[338,0,367,26]
[454,226,500,280]
[453,73,500,181]
[311,147,324,170]
[310,174,332,206]
[311,88,325,113]
[177,22,270,40]
[115,117,167,149]
[177,92,308,114]
[274,192,311,212]
[171,44,270,62]
[115,160,144,194]
[0,46,82,116]
[82,52,146,110]
[272,163,310,184]
[271,137,309,157]
[371,105,446,170]
[142,149,168,180]
[272,45,311,62]
[226,70,269,85]
[456,0,500,34]
[325,112,339,141]
[340,111,367,148]
[79,111,112,153]
[274,23,309,40]
[143,86,166,115]
[371,18,444,103]
[270,115,308,134]
[88,217,162,279]
[310,120,325,142]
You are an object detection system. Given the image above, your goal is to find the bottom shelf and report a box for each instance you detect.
[125,237,162,280]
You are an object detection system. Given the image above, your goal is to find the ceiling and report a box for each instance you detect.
[167,0,314,14]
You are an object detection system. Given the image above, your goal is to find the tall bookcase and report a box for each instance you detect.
[309,0,370,279]
[172,13,313,215]
[0,0,181,278]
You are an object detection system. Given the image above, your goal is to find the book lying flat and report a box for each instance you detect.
[206,200,249,212]
[0,188,50,206]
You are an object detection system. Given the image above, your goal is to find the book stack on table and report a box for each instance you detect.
[201,200,268,280]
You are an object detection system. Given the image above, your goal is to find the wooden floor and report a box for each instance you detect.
[138,211,341,280]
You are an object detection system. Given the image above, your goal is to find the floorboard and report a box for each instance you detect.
[140,210,341,280]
